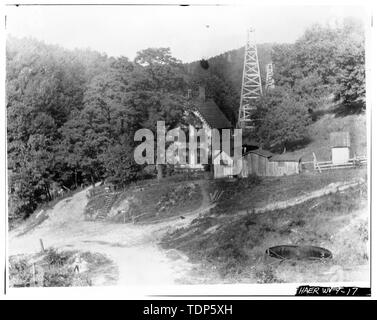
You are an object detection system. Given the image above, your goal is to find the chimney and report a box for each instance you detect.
[199,86,205,101]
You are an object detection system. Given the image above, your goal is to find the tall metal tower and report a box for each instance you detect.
[265,63,275,91]
[238,27,263,130]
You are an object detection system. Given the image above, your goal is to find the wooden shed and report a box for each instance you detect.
[268,154,302,176]
[240,149,274,177]
[213,150,235,179]
[330,132,350,165]
[212,150,244,179]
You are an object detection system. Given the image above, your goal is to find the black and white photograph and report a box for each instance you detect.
[1,0,375,302]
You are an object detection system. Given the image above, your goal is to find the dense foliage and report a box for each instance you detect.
[7,38,188,219]
[272,17,365,108]
[7,18,365,219]
[247,18,365,152]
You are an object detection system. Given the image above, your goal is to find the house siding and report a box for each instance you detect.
[240,152,301,177]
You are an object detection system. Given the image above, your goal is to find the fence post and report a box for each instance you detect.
[313,152,321,173]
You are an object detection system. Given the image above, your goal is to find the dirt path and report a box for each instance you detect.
[9,182,211,286]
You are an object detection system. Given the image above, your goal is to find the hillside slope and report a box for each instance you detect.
[162,173,369,284]
[282,110,366,162]
[9,168,369,285]
[9,181,213,286]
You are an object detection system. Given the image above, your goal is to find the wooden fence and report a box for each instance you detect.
[312,152,367,172]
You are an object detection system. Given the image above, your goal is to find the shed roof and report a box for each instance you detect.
[270,153,303,162]
[245,149,274,158]
[193,99,232,129]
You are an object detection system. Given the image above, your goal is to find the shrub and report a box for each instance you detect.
[9,257,33,287]
[254,265,282,283]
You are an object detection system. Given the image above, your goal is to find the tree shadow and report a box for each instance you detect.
[285,136,312,152]
[269,136,312,154]
[308,108,328,121]
[308,101,365,122]
[332,102,365,118]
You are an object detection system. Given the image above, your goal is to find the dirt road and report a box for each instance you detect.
[9,182,212,286]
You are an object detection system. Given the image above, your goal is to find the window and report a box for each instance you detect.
[220,159,229,166]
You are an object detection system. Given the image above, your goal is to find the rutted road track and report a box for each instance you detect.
[9,182,212,286]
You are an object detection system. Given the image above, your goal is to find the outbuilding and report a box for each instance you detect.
[330,132,351,165]
[213,150,236,179]
[240,149,274,177]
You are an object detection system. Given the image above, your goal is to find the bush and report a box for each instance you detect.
[254,265,282,283]
[43,249,71,267]
[9,257,33,287]
[9,249,113,287]
[43,269,74,287]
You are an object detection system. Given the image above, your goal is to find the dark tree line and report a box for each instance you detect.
[7,38,188,219]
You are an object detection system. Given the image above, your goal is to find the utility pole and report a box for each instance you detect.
[238,27,263,131]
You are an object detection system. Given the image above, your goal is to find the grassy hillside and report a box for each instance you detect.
[161,173,368,283]
[84,176,204,223]
[206,169,366,217]
[283,107,366,162]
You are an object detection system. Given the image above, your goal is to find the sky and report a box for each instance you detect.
[5,4,368,63]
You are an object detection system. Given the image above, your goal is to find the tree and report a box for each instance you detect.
[333,19,365,107]
[6,37,112,218]
[101,136,141,186]
[253,88,312,152]
[130,48,188,179]
[272,18,365,110]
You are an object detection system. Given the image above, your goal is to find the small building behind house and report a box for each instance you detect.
[213,150,235,179]
[330,131,351,165]
[267,153,303,176]
[240,149,274,177]
[214,147,303,179]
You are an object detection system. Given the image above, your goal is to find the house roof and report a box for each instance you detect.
[270,153,303,162]
[193,99,232,129]
[245,149,274,158]
[213,149,234,162]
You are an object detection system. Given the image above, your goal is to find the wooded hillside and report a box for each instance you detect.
[7,17,365,221]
